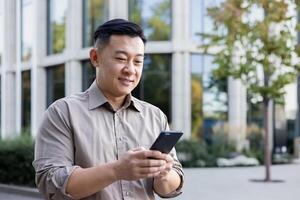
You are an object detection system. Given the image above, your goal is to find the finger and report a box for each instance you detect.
[144,171,161,178]
[135,150,163,159]
[138,165,166,174]
[132,146,146,152]
[138,159,166,167]
[164,154,174,163]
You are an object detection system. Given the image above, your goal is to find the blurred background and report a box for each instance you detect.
[0,0,299,200]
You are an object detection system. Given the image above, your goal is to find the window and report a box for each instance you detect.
[132,54,172,121]
[82,60,96,91]
[82,0,109,47]
[21,0,33,62]
[0,4,3,66]
[190,0,223,43]
[191,54,203,140]
[47,0,67,54]
[0,76,1,137]
[129,0,172,41]
[46,65,65,107]
[21,70,31,134]
[191,54,228,142]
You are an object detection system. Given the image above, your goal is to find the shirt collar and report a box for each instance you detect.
[88,81,108,110]
[88,81,141,112]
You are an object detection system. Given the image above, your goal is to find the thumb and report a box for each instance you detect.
[132,146,146,152]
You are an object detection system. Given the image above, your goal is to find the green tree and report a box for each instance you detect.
[202,0,300,181]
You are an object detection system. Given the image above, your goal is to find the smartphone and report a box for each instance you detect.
[150,131,183,154]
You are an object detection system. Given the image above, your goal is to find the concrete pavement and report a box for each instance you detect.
[1,162,299,200]
[159,162,300,200]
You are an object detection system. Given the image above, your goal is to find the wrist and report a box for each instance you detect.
[107,161,121,182]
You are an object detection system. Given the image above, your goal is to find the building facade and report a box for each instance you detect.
[0,0,297,151]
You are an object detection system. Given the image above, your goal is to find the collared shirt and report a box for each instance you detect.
[33,81,184,200]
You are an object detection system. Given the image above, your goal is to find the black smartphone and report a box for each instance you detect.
[150,131,183,154]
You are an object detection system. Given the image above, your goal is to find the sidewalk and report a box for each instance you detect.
[1,163,299,200]
[161,162,300,200]
[0,184,42,200]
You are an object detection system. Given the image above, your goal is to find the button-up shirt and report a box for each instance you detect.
[33,81,184,200]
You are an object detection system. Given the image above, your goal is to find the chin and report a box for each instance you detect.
[116,90,131,97]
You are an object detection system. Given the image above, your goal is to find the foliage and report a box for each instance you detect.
[0,135,35,187]
[202,0,300,103]
[176,126,237,167]
[201,0,300,180]
[175,139,210,167]
[244,123,264,163]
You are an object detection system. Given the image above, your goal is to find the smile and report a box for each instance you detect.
[118,78,134,85]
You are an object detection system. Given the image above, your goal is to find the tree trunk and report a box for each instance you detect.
[263,98,271,181]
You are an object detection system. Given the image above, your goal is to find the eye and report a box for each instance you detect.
[116,57,127,62]
[134,60,143,65]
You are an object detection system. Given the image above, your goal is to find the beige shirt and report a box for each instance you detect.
[33,81,183,200]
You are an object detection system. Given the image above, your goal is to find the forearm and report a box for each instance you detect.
[66,161,119,199]
[153,169,181,196]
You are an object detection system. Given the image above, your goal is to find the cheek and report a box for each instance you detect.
[136,69,143,78]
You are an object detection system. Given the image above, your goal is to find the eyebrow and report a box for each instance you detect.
[115,50,144,58]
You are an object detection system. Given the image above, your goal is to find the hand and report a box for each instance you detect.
[154,154,174,182]
[113,147,169,181]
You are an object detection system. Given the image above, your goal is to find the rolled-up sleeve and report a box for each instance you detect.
[155,112,184,198]
[155,147,184,198]
[33,100,78,200]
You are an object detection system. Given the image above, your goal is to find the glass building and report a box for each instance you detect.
[0,0,298,151]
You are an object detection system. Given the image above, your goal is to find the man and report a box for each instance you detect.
[33,19,183,200]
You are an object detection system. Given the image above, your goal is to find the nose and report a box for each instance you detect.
[124,61,135,74]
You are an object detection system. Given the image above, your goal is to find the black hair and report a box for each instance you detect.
[93,19,147,49]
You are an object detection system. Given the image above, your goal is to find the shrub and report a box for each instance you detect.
[175,135,237,168]
[175,139,211,167]
[0,135,35,187]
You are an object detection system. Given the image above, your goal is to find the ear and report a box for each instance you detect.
[89,48,99,67]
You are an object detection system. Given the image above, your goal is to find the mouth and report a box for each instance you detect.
[118,77,134,86]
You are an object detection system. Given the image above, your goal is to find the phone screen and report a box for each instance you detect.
[150,131,183,154]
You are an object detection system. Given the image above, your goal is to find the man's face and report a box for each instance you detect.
[91,35,144,98]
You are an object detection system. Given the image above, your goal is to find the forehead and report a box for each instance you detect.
[106,35,145,55]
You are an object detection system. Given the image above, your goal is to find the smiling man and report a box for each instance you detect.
[33,19,183,200]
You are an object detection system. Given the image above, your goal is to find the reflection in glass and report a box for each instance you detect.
[47,0,67,54]
[132,54,171,121]
[191,54,228,142]
[191,54,203,140]
[203,55,227,118]
[0,76,1,137]
[129,0,172,41]
[191,0,223,43]
[82,60,96,91]
[82,0,109,47]
[0,7,3,66]
[46,65,65,107]
[21,0,33,62]
[21,70,31,134]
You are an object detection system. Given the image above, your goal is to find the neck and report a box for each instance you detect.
[97,81,127,111]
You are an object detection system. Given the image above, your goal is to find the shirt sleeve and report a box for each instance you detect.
[154,111,184,198]
[33,100,78,200]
